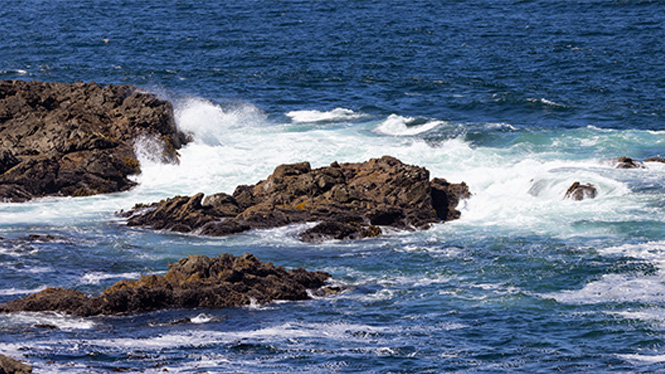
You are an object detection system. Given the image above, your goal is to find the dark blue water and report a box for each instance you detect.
[3,1,665,129]
[2,1,665,373]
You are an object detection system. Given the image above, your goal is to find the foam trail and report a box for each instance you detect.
[80,271,142,285]
[1,311,96,330]
[374,114,443,135]
[286,108,367,123]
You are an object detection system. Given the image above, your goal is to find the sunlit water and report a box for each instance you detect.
[2,1,665,372]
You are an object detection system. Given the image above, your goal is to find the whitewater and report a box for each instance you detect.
[1,98,665,372]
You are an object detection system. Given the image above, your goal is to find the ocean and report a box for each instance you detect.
[2,1,665,372]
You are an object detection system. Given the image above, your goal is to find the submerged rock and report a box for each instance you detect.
[564,182,597,201]
[0,80,188,202]
[612,156,645,169]
[0,354,32,374]
[0,253,330,317]
[121,156,470,242]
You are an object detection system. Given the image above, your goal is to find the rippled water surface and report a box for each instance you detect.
[2,1,665,373]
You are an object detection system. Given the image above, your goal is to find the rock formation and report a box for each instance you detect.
[121,156,470,242]
[612,156,645,169]
[0,354,32,374]
[0,253,330,317]
[564,182,597,201]
[0,80,187,201]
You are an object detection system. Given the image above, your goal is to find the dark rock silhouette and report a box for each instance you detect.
[0,80,187,201]
[0,253,330,317]
[121,156,470,242]
[564,182,598,201]
[612,156,644,169]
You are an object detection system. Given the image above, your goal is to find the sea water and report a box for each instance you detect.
[1,1,665,372]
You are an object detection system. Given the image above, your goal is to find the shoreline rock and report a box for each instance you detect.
[0,80,188,202]
[121,156,470,242]
[0,354,32,374]
[0,253,330,317]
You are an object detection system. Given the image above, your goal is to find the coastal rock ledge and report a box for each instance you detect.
[0,253,330,316]
[122,156,470,242]
[0,80,187,202]
[0,354,32,374]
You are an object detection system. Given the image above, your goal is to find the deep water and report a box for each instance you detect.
[2,1,665,373]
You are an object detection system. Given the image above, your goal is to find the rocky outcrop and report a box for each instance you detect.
[121,156,470,242]
[564,182,597,201]
[611,156,645,169]
[0,354,32,374]
[0,253,330,317]
[0,80,188,202]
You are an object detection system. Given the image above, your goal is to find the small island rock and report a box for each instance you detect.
[564,182,598,201]
[122,156,470,242]
[0,253,330,317]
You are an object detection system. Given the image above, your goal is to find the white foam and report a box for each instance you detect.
[80,271,142,285]
[286,108,367,123]
[88,321,393,350]
[190,313,214,324]
[541,273,665,304]
[0,69,28,75]
[373,114,443,136]
[0,98,663,243]
[174,98,267,146]
[0,286,47,296]
[618,353,665,363]
[1,311,96,330]
[526,97,567,108]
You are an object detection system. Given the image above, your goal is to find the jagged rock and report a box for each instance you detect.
[0,80,188,201]
[645,157,665,163]
[122,156,470,242]
[612,156,644,169]
[0,253,330,317]
[564,182,597,201]
[0,354,32,374]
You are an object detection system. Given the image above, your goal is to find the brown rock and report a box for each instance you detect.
[0,253,330,317]
[0,354,32,374]
[0,80,188,201]
[121,156,470,242]
[564,182,598,201]
[613,156,644,169]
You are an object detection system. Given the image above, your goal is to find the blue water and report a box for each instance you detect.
[2,1,665,372]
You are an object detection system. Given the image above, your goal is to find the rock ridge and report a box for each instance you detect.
[0,253,330,317]
[0,80,188,201]
[122,156,470,242]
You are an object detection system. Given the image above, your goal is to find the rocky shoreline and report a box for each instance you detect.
[0,80,187,202]
[0,354,32,374]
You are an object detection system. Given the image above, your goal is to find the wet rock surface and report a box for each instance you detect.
[0,253,330,317]
[0,80,187,201]
[121,156,470,242]
[564,182,598,201]
[613,156,645,169]
[0,354,32,374]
